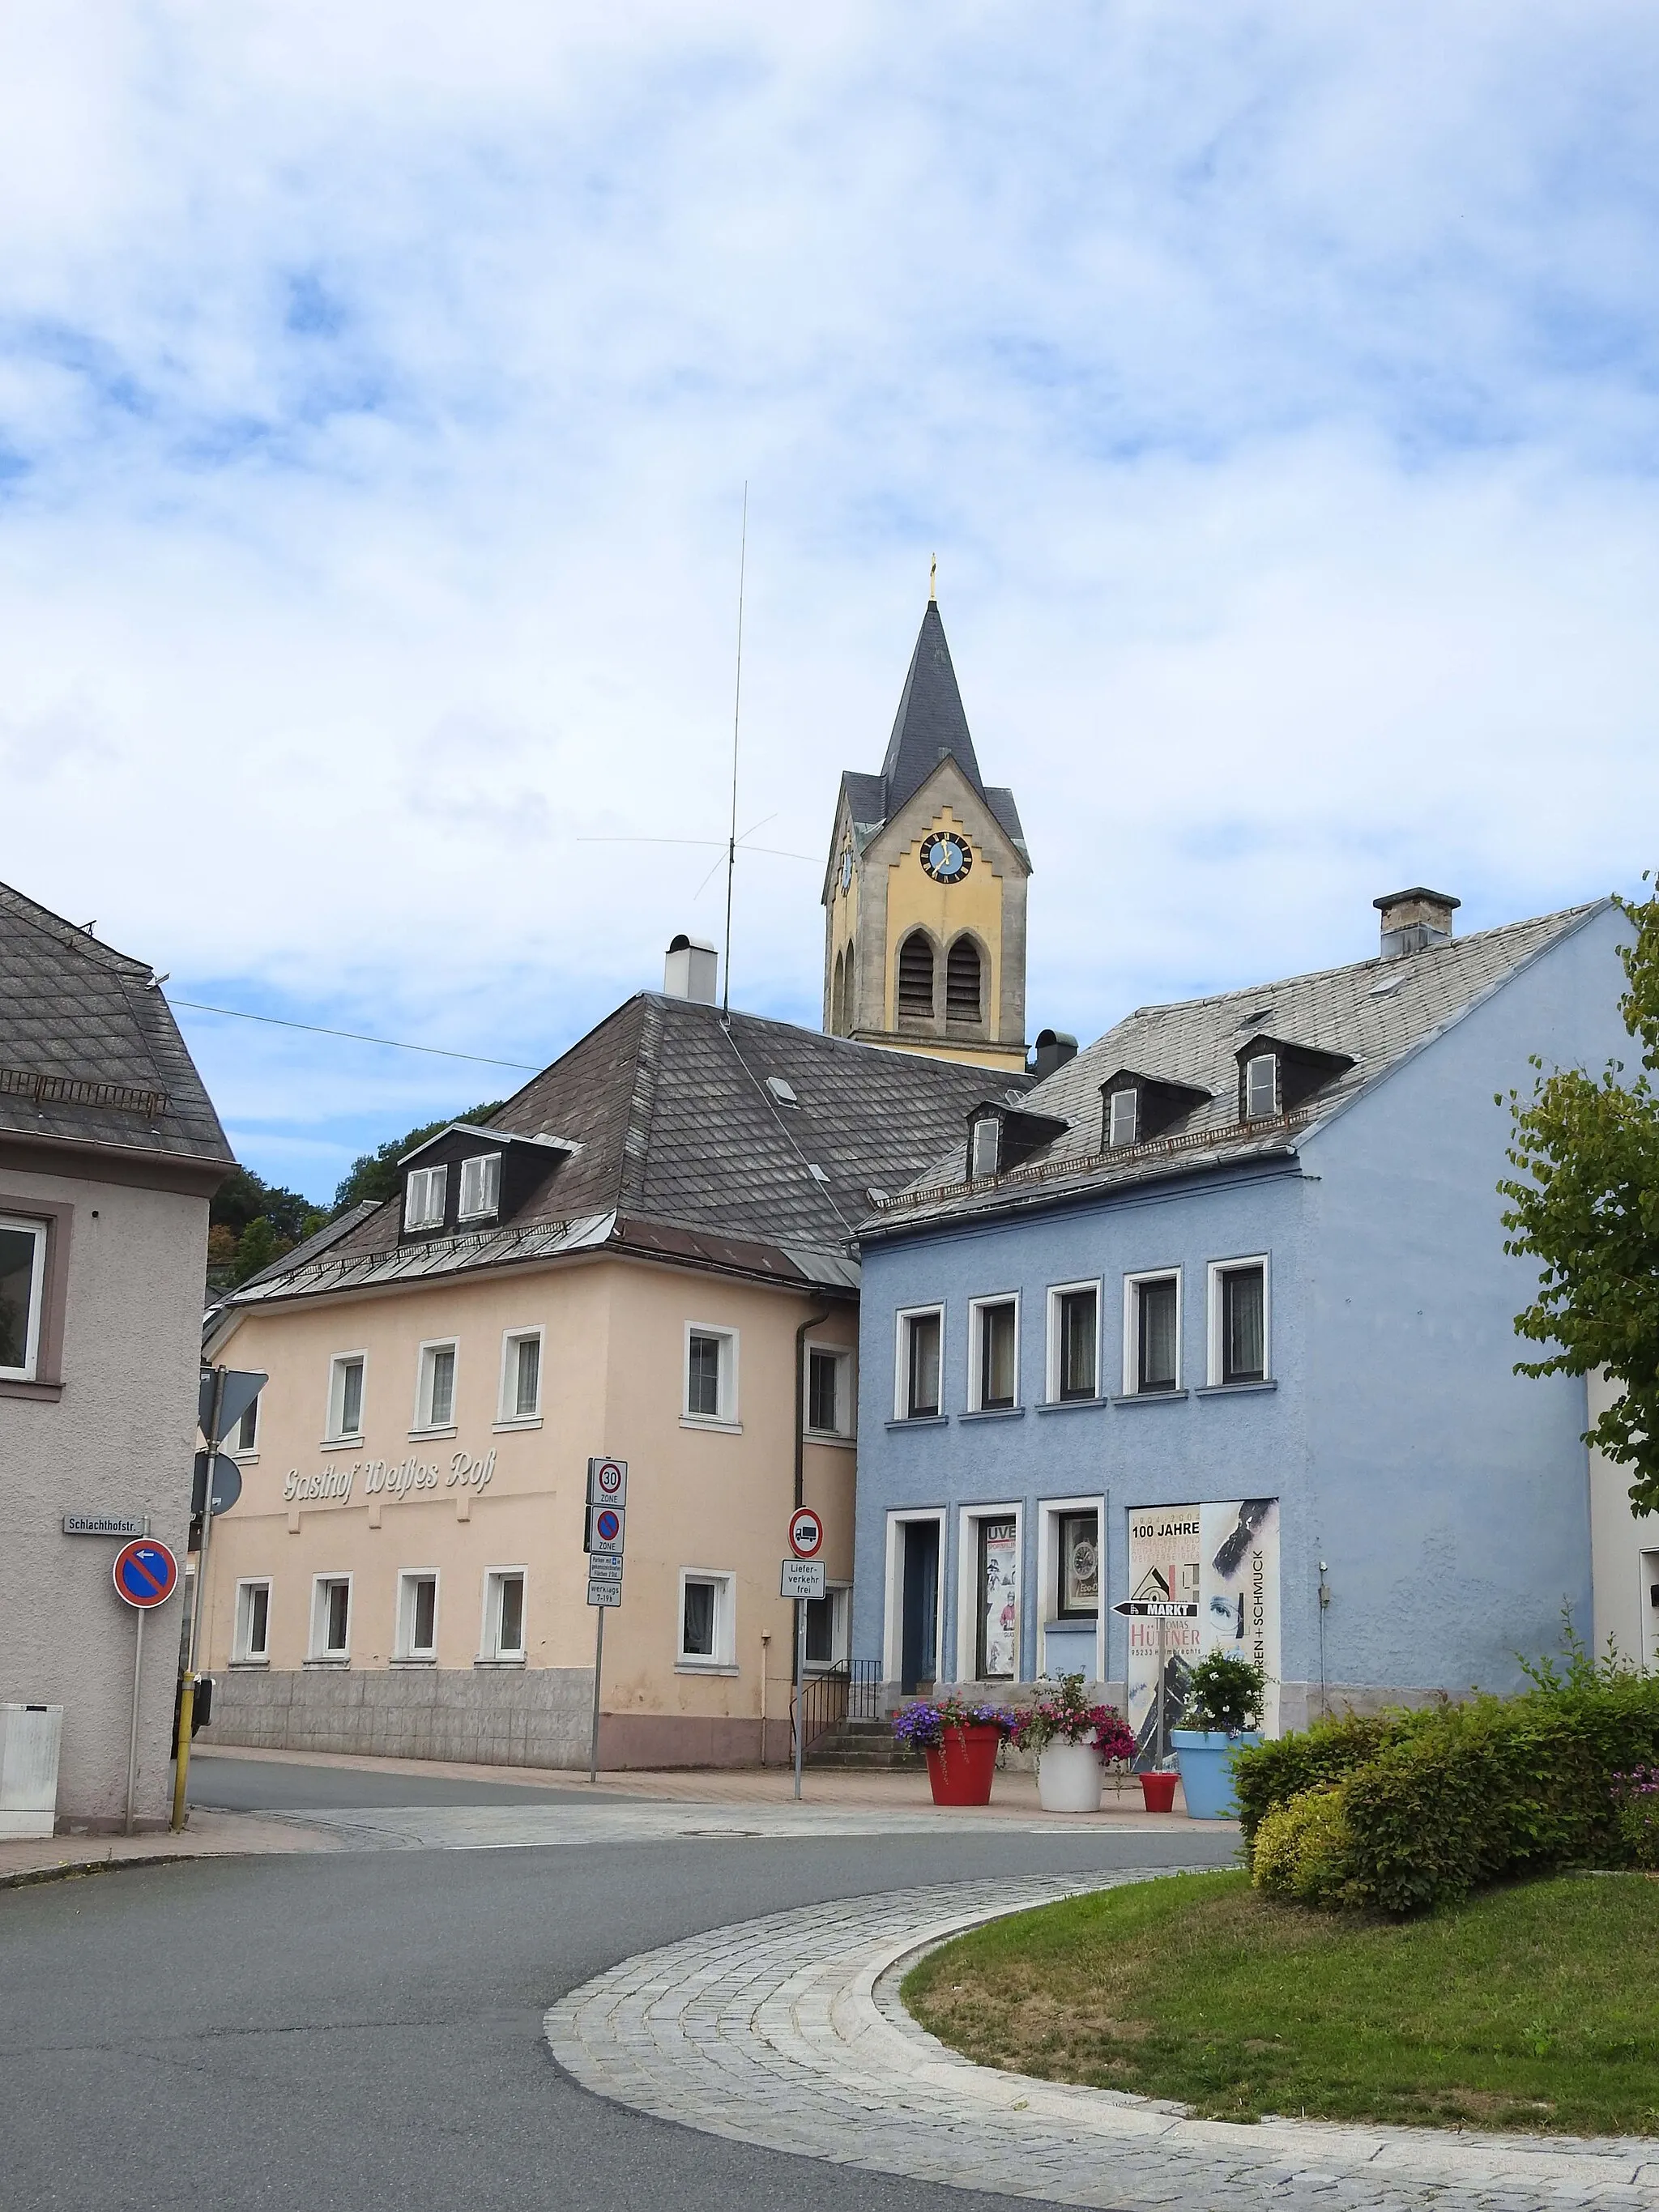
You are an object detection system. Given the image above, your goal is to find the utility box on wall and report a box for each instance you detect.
[0,1703,64,1839]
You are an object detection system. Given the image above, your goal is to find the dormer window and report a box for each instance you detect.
[1107,1088,1138,1148]
[458,1152,501,1221]
[1243,1053,1279,1120]
[970,1117,1000,1179]
[404,1165,447,1231]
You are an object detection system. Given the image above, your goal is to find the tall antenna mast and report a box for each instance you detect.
[722,482,748,1018]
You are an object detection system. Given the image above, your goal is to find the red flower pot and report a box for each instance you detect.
[923,1724,1001,1806]
[1139,1770,1179,1813]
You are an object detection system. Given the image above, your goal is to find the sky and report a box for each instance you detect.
[5,2,1659,1202]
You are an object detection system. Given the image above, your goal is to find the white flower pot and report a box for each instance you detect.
[1036,1741,1102,1813]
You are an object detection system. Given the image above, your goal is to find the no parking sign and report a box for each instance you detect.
[113,1539,178,1609]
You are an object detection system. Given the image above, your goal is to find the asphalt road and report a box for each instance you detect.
[186,1750,626,1809]
[2,1817,1237,2212]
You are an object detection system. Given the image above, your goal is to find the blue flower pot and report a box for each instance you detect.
[1171,1728,1260,1820]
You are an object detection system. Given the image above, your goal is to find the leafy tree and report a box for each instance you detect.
[1501,882,1659,1514]
[211,1164,323,1247]
[331,1100,505,1215]
[228,1216,284,1285]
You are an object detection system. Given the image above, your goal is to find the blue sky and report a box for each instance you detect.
[4,3,1659,1200]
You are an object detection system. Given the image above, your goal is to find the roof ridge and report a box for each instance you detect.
[0,880,152,976]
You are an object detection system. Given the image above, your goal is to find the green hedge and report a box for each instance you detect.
[1236,1663,1659,1916]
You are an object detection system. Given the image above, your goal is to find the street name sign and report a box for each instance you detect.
[113,1539,179,1609]
[587,1456,627,1507]
[788,1507,824,1559]
[63,1515,144,1538]
[1111,1599,1198,1619]
[780,1558,826,1601]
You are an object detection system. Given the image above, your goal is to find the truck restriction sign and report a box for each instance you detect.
[113,1539,179,1609]
[788,1507,824,1559]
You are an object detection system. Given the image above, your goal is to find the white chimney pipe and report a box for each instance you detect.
[663,934,719,1004]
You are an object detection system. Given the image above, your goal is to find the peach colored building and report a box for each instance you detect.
[197,967,1011,1767]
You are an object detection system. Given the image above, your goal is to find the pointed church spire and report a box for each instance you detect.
[879,598,985,817]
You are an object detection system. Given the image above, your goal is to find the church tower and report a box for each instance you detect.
[822,589,1030,1072]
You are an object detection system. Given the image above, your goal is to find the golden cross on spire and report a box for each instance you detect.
[929,552,937,603]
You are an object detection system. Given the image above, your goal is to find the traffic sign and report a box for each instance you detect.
[199,1368,267,1448]
[113,1539,179,1609]
[788,1507,824,1559]
[587,1456,627,1507]
[586,1577,623,1609]
[1112,1599,1198,1618]
[586,1553,624,1580]
[781,1558,826,1601]
[191,1451,243,1519]
[589,1505,625,1556]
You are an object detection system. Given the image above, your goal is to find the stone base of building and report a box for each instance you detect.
[200,1666,595,1769]
[597,1713,768,1768]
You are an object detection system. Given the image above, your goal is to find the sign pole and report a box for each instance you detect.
[793,1596,806,1803]
[1156,1609,1167,1771]
[173,1366,226,1832]
[588,1605,605,1784]
[124,1520,148,1837]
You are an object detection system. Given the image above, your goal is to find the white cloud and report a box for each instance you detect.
[2,2,1657,1195]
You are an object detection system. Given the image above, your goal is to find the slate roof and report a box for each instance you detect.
[865,901,1610,1236]
[228,995,1032,1308]
[0,879,232,1170]
[838,605,1029,863]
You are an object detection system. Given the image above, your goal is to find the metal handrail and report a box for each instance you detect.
[792,1658,883,1754]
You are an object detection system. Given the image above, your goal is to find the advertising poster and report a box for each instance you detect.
[978,1518,1018,1679]
[1125,1498,1280,1758]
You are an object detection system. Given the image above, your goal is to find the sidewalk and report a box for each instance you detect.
[0,1807,339,1887]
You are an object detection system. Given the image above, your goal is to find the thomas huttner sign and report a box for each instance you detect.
[284,1447,497,1507]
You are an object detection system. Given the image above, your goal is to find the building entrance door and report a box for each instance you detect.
[900,1521,940,1694]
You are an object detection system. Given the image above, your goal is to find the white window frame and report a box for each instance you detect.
[1045,1279,1103,1404]
[1121,1268,1183,1396]
[1641,1549,1659,1675]
[893,1303,945,1421]
[1036,1494,1107,1682]
[403,1163,448,1230]
[0,1214,48,1383]
[676,1566,737,1672]
[308,1573,353,1662]
[496,1327,544,1427]
[324,1351,368,1443]
[955,1500,1025,1685]
[682,1322,740,1430]
[969,1117,1000,1179]
[881,1508,946,1687]
[966,1293,1021,1413]
[1107,1086,1139,1149]
[804,1339,855,1443]
[478,1566,528,1664]
[803,1581,851,1672]
[1206,1255,1272,1387]
[412,1337,459,1435]
[232,1578,272,1665]
[394,1568,440,1662]
[1243,1052,1280,1121]
[457,1150,501,1222]
[230,1393,260,1458]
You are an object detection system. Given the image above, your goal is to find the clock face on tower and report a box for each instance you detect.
[920,831,973,884]
[838,850,853,894]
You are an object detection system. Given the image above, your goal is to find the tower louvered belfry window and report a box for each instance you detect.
[946,937,982,1024]
[898,931,935,1019]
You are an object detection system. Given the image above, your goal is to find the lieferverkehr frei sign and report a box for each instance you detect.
[283,1448,498,1507]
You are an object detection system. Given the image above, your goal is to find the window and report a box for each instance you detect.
[804,1585,849,1669]
[677,1569,736,1669]
[326,1354,366,1441]
[973,1515,1019,1680]
[806,1345,852,1438]
[396,1571,438,1660]
[969,1117,1000,1180]
[970,1297,1018,1411]
[1243,1052,1279,1120]
[0,1215,47,1382]
[404,1164,447,1230]
[309,1575,352,1660]
[414,1340,457,1431]
[232,1396,259,1454]
[1057,1511,1100,1617]
[233,1579,271,1662]
[458,1152,501,1221]
[1125,1272,1180,1394]
[897,931,935,1020]
[897,1307,942,1418]
[684,1326,737,1424]
[1209,1259,1269,1385]
[1107,1087,1138,1148]
[945,937,982,1023]
[1050,1285,1099,1401]
[499,1329,542,1422]
[480,1569,527,1662]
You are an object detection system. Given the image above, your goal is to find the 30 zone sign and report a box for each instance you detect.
[788,1507,824,1559]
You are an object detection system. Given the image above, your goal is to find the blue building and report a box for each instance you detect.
[851,889,1629,1745]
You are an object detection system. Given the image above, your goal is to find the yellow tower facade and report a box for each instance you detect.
[822,596,1030,1072]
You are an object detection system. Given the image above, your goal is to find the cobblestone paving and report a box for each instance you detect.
[544,1872,1659,2212]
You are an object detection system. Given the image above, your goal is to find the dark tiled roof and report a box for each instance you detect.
[0,880,232,1168]
[235,995,1030,1304]
[868,901,1609,1234]
[880,601,985,816]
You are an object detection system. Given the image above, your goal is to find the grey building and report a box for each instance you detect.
[2,881,231,1831]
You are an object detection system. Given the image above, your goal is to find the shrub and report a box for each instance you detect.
[1613,1767,1659,1870]
[1233,1709,1425,1843]
[1252,1784,1354,1907]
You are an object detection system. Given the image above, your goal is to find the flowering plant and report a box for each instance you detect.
[1613,1766,1659,1870]
[1181,1650,1266,1736]
[1009,1673,1137,1762]
[892,1694,1019,1753]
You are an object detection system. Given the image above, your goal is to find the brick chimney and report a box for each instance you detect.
[1374,887,1459,961]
